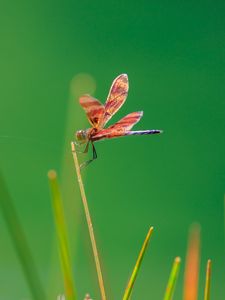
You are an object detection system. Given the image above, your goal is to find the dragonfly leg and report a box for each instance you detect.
[80,142,97,169]
[83,141,90,153]
[92,142,97,160]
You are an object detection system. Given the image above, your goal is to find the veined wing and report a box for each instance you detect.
[92,111,143,141]
[100,74,129,127]
[108,111,143,130]
[79,95,105,128]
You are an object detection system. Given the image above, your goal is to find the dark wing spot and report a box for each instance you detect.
[92,117,99,124]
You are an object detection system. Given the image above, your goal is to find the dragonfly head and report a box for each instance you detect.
[76,130,88,142]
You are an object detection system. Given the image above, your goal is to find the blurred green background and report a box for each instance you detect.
[0,0,225,299]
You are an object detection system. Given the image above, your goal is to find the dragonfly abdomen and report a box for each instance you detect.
[125,130,162,135]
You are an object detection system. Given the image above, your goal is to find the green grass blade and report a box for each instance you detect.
[204,259,211,300]
[163,257,181,300]
[0,171,46,300]
[122,226,154,300]
[48,170,77,300]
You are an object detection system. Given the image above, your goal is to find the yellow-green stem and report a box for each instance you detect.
[163,257,181,300]
[122,227,154,300]
[48,170,77,300]
[204,259,211,300]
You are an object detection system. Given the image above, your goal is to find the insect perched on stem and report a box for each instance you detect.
[75,74,162,167]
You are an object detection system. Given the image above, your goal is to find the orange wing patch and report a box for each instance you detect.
[92,111,143,141]
[79,95,105,128]
[108,111,143,131]
[101,74,129,127]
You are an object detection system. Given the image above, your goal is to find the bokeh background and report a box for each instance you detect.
[0,0,225,299]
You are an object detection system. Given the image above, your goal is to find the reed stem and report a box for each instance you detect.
[71,142,107,300]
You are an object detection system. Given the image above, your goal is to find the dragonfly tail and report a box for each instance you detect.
[125,129,163,136]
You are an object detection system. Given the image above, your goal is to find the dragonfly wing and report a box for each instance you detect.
[92,111,143,141]
[91,128,125,141]
[108,111,143,131]
[101,74,129,127]
[79,95,105,128]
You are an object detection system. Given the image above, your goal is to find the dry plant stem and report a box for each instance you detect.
[71,142,107,300]
[204,260,211,300]
[163,257,181,300]
[122,227,154,300]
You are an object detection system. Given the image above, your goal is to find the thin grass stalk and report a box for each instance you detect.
[71,142,107,300]
[48,170,77,300]
[204,259,211,300]
[122,227,154,300]
[163,257,181,300]
[0,171,46,300]
[183,223,201,300]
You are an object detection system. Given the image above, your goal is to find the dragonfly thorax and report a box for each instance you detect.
[76,129,89,142]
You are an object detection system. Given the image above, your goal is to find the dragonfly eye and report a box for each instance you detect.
[76,130,87,141]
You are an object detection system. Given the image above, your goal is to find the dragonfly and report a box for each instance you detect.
[75,74,162,167]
